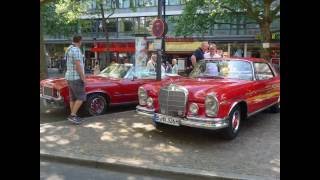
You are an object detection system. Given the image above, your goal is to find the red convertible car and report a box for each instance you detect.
[40,63,182,116]
[136,58,280,139]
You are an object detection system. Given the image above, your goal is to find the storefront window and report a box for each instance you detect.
[138,0,156,7]
[230,43,244,57]
[119,18,134,33]
[106,19,117,32]
[119,0,130,8]
[165,0,180,5]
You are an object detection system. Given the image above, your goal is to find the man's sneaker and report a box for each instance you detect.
[67,115,82,125]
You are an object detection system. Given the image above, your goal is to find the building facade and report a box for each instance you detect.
[44,0,280,69]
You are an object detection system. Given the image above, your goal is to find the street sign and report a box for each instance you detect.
[152,19,167,38]
[263,43,270,48]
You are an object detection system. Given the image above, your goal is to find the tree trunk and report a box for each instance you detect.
[99,4,111,65]
[260,0,272,61]
[40,8,48,80]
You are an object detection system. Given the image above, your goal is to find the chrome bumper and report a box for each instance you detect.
[40,94,65,108]
[136,105,155,117]
[136,105,229,130]
[181,116,228,130]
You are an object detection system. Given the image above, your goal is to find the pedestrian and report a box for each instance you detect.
[93,61,100,75]
[204,44,222,59]
[124,57,130,64]
[146,54,157,72]
[165,61,172,73]
[187,41,209,74]
[171,59,178,74]
[65,35,86,124]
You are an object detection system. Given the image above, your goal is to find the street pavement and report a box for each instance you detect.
[40,109,280,180]
[40,160,215,180]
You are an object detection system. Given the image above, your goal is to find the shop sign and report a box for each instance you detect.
[262,43,270,48]
[135,37,148,69]
[152,19,167,38]
[153,39,162,50]
[256,32,280,40]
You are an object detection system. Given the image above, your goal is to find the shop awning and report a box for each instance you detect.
[149,41,202,52]
[90,42,135,53]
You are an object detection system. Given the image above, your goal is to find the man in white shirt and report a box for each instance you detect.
[204,44,222,59]
[146,54,157,72]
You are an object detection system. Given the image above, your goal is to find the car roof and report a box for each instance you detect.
[203,57,268,63]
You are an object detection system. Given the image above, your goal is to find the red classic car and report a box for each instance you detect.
[136,58,280,139]
[40,63,182,116]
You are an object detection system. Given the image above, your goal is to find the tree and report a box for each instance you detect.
[175,0,280,60]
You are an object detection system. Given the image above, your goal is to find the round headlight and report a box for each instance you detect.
[147,97,153,108]
[138,87,148,105]
[189,103,199,115]
[205,94,219,117]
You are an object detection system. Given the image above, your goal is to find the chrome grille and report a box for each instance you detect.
[43,87,53,96]
[159,85,188,117]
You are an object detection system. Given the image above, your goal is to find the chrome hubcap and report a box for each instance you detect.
[232,110,240,132]
[90,98,105,114]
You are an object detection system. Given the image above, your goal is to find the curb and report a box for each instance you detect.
[40,151,272,180]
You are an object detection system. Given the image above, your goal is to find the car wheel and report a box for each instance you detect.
[222,106,241,140]
[85,94,108,116]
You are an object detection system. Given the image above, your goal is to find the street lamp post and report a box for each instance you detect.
[156,0,166,81]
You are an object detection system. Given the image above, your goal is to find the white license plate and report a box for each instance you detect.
[156,114,180,126]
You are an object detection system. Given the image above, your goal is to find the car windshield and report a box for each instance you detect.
[98,63,132,78]
[189,60,253,80]
[129,67,179,79]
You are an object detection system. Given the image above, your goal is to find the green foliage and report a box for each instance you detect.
[175,0,280,38]
[41,1,80,36]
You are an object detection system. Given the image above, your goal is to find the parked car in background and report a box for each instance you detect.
[40,63,183,116]
[136,58,280,139]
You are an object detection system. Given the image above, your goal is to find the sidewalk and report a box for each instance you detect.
[40,111,280,180]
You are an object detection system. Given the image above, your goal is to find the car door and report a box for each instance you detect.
[252,62,280,111]
[117,68,155,103]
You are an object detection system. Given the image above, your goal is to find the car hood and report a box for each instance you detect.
[145,77,250,102]
[40,75,121,90]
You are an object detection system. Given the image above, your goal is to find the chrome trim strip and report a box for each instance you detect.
[136,110,154,117]
[40,94,62,101]
[136,105,155,117]
[186,116,226,122]
[180,118,228,130]
[227,100,245,117]
[247,102,278,117]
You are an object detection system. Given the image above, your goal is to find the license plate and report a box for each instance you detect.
[155,114,180,126]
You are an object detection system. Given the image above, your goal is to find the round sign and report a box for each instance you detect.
[152,19,167,37]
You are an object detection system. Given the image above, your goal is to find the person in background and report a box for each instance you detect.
[93,61,100,75]
[124,57,130,64]
[146,54,157,72]
[187,41,209,74]
[204,44,222,59]
[165,61,172,73]
[171,59,178,74]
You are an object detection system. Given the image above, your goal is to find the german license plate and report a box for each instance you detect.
[155,114,180,126]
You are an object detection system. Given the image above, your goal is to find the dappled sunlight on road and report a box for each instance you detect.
[100,131,117,142]
[154,143,182,153]
[84,122,105,130]
[131,122,156,131]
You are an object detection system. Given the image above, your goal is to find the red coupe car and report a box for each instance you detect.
[40,63,182,116]
[136,58,280,139]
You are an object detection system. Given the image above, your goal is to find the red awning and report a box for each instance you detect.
[91,42,135,53]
